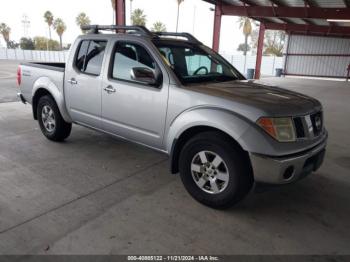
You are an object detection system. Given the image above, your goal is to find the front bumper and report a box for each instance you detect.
[249,135,327,184]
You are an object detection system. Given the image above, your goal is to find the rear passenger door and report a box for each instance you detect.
[101,40,169,149]
[65,39,107,128]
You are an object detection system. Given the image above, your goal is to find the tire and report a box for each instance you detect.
[37,95,72,142]
[179,131,253,209]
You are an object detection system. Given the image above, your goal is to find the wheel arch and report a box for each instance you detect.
[169,125,251,174]
[32,78,72,123]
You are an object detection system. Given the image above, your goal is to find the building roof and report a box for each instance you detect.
[203,0,350,37]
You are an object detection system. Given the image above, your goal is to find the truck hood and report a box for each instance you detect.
[186,80,322,117]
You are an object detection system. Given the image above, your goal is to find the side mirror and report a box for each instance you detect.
[130,67,161,86]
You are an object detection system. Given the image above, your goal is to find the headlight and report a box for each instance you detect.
[257,117,296,142]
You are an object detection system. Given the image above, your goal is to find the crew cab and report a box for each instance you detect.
[17,25,327,208]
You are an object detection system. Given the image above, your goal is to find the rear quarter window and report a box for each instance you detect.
[75,40,107,76]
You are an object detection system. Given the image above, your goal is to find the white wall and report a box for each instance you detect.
[221,54,283,76]
[0,48,284,77]
[0,48,68,62]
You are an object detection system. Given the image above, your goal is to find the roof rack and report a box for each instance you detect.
[81,25,153,37]
[154,32,202,44]
[81,25,202,44]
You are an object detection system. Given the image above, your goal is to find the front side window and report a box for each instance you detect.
[155,42,243,85]
[75,40,107,76]
[111,42,156,82]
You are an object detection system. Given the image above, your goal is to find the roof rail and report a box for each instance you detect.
[81,25,202,44]
[81,25,153,37]
[154,32,202,44]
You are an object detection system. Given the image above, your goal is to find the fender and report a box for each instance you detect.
[166,106,329,158]
[32,77,72,123]
[165,106,254,154]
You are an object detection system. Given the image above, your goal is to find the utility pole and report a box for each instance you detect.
[192,5,197,34]
[21,14,30,37]
[130,0,133,24]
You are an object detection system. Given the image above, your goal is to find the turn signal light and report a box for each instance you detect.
[257,117,296,142]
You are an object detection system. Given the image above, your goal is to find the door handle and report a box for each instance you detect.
[104,85,116,94]
[67,78,78,85]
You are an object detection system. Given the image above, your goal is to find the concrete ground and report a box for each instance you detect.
[0,60,350,255]
[0,60,19,103]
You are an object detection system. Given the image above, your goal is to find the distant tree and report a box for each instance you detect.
[20,37,35,50]
[237,43,251,53]
[176,0,184,32]
[131,9,146,26]
[7,40,18,49]
[76,12,91,33]
[111,0,116,10]
[53,18,66,50]
[34,36,59,51]
[251,29,285,56]
[151,21,166,32]
[130,0,133,18]
[238,17,253,56]
[110,0,116,23]
[250,28,259,52]
[0,23,11,48]
[63,43,71,50]
[264,30,285,56]
[44,11,54,42]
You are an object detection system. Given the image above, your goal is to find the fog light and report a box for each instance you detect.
[283,166,295,180]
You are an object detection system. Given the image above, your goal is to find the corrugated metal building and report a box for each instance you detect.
[284,35,350,79]
[202,0,350,80]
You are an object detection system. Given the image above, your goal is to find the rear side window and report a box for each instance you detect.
[76,40,89,71]
[75,40,107,76]
[111,42,156,82]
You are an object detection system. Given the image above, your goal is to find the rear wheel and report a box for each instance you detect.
[179,131,253,209]
[37,95,72,142]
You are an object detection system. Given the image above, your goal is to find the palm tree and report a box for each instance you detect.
[53,18,66,50]
[238,17,253,74]
[176,0,184,32]
[0,23,11,48]
[151,21,167,32]
[44,11,54,41]
[76,12,91,33]
[111,0,116,23]
[111,0,116,10]
[130,0,133,21]
[131,9,146,26]
[238,17,253,56]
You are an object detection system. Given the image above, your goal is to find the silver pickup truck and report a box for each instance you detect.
[17,25,327,208]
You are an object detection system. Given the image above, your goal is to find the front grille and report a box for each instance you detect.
[293,111,323,139]
[293,117,305,138]
[310,111,323,136]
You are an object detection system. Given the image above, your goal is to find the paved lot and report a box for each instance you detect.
[0,59,350,254]
[0,60,19,103]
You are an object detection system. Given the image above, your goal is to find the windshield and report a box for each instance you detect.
[154,41,244,85]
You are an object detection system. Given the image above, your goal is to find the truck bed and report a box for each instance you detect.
[21,62,65,72]
[20,62,66,104]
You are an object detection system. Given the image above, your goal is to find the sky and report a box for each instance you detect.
[0,0,256,54]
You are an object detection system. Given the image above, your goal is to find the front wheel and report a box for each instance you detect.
[37,95,72,142]
[179,132,253,209]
